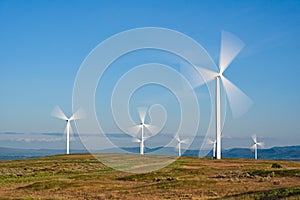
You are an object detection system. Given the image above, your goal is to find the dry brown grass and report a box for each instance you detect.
[0,154,300,199]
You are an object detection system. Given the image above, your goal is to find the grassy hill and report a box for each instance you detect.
[0,154,300,199]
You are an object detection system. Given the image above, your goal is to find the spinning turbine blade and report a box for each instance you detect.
[257,142,264,148]
[175,134,180,142]
[180,62,199,88]
[221,76,253,118]
[206,139,214,144]
[138,107,147,124]
[132,138,141,143]
[180,61,216,88]
[64,125,68,135]
[251,134,257,143]
[52,106,67,120]
[70,108,85,120]
[143,135,151,141]
[250,144,256,151]
[219,31,245,74]
[128,125,142,136]
[144,124,159,135]
[194,67,218,87]
[181,138,190,144]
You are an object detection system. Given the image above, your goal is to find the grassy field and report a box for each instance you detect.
[0,154,300,199]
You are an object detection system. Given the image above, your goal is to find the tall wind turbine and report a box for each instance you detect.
[129,107,157,155]
[192,31,252,159]
[52,106,82,155]
[251,134,264,160]
[175,134,189,157]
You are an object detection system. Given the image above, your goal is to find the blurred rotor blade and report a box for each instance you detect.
[144,136,151,141]
[144,124,159,135]
[257,142,264,148]
[138,107,147,124]
[70,107,85,120]
[193,66,218,87]
[219,30,245,74]
[181,138,190,144]
[250,144,256,151]
[206,139,215,144]
[128,125,141,136]
[180,61,216,88]
[64,124,68,135]
[175,134,180,142]
[52,106,68,120]
[132,137,141,143]
[251,134,257,143]
[221,76,253,118]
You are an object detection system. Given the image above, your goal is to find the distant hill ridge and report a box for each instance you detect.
[222,145,300,161]
[0,145,299,161]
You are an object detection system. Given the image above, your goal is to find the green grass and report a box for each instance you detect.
[250,169,300,178]
[223,187,300,200]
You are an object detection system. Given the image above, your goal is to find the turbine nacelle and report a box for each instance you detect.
[216,73,222,78]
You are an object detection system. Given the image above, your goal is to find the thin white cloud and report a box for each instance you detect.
[15,137,65,143]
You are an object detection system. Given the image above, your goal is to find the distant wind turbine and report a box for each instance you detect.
[175,134,189,157]
[129,107,158,155]
[251,134,264,160]
[190,31,252,159]
[207,139,217,158]
[52,106,83,154]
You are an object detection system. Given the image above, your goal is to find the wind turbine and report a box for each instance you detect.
[251,134,264,160]
[175,134,189,157]
[207,139,216,158]
[191,31,252,159]
[129,107,157,155]
[52,106,82,155]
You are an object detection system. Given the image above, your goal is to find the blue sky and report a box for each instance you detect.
[0,0,299,150]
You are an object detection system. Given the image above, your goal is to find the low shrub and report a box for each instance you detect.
[271,163,282,168]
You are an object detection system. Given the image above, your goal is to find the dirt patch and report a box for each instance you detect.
[182,165,202,169]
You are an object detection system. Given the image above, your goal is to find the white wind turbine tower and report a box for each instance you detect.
[207,139,216,158]
[193,31,252,159]
[175,134,189,157]
[52,106,83,155]
[251,134,264,160]
[129,108,157,155]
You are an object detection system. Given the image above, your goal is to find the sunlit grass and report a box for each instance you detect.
[0,154,299,199]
